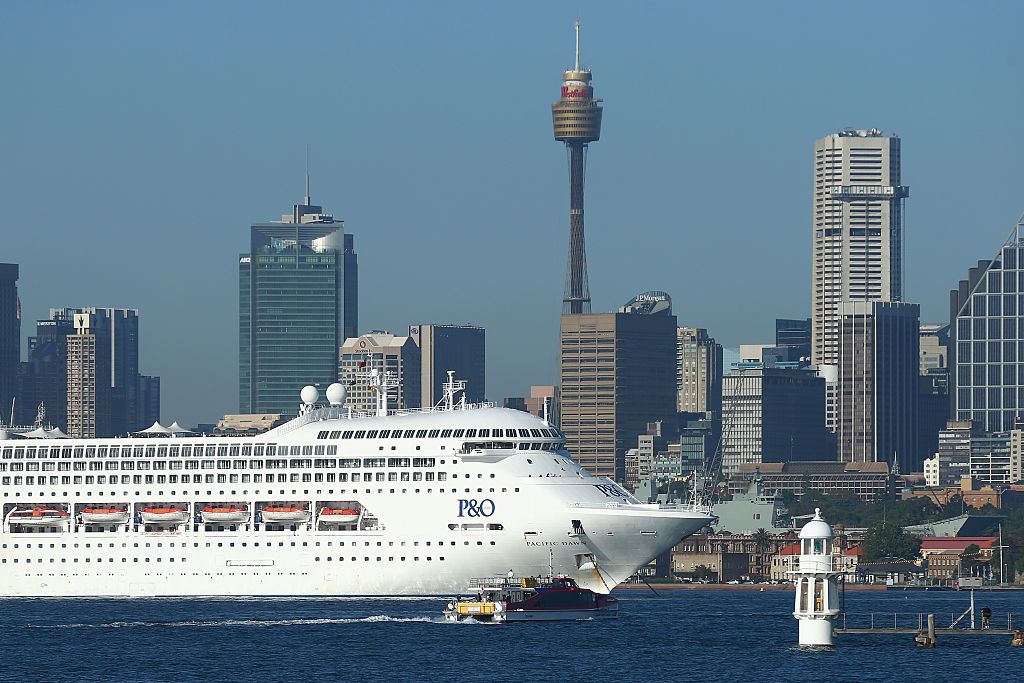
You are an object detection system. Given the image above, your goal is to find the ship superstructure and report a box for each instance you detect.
[0,376,713,597]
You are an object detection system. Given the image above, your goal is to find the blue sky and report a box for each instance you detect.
[2,1,1022,426]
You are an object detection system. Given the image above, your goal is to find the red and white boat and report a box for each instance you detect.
[201,506,249,524]
[261,506,310,523]
[140,507,190,524]
[319,508,360,524]
[80,507,130,525]
[7,507,70,527]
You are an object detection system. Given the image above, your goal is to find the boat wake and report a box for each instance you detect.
[23,615,438,629]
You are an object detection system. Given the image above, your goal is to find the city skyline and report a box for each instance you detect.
[3,2,1023,426]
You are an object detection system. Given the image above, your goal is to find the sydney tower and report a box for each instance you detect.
[552,20,603,315]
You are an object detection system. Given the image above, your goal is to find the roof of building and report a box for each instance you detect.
[737,461,890,475]
[845,546,863,556]
[919,537,997,551]
[779,542,800,556]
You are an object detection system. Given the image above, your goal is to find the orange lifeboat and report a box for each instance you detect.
[201,506,249,524]
[8,507,69,526]
[261,506,310,523]
[80,507,129,525]
[140,507,190,524]
[320,508,360,524]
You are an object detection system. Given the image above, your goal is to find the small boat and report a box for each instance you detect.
[319,508,360,524]
[261,506,310,523]
[140,507,189,524]
[201,506,249,524]
[444,575,619,623]
[80,507,130,525]
[8,507,70,526]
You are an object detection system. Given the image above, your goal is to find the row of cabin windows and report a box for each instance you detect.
[6,534,504,550]
[317,427,561,440]
[1,439,563,461]
[1,457,439,472]
[2,472,449,486]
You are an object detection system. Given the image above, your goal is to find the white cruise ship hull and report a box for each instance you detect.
[0,406,713,597]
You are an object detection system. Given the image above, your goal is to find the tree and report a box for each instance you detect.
[861,521,922,561]
[752,528,772,577]
[693,564,715,581]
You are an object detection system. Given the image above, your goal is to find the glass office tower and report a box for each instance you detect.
[240,201,357,415]
[950,217,1024,433]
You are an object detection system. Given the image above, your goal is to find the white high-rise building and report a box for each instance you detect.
[812,129,909,367]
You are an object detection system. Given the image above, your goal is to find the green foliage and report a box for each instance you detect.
[862,521,922,561]
[752,528,772,552]
[786,491,941,529]
[961,543,981,558]
[692,564,714,580]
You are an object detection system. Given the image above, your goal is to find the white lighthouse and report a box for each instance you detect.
[791,508,840,646]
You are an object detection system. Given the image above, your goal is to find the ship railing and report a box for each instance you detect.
[268,402,498,437]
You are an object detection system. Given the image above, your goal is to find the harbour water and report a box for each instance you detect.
[3,589,1021,682]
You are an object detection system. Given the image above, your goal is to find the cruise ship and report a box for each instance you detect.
[0,373,714,597]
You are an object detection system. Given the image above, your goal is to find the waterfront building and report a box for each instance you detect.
[776,318,811,361]
[407,324,485,407]
[559,294,677,481]
[676,327,723,418]
[339,332,421,413]
[0,264,18,421]
[835,301,920,472]
[720,364,830,474]
[812,129,908,368]
[728,461,894,501]
[213,413,287,435]
[553,20,602,315]
[239,195,357,415]
[949,216,1024,433]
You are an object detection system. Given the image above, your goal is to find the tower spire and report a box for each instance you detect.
[574,18,581,71]
[304,144,311,205]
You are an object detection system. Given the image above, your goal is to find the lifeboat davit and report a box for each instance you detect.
[261,506,310,523]
[80,507,130,525]
[320,508,360,524]
[8,507,70,526]
[201,506,249,524]
[140,507,190,524]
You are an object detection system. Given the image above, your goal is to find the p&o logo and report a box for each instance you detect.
[457,498,495,518]
[592,483,628,498]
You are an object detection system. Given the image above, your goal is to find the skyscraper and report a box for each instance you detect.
[775,318,811,361]
[721,365,829,474]
[676,327,723,418]
[836,301,920,471]
[552,20,602,315]
[812,130,909,367]
[0,264,19,423]
[338,332,420,413]
[407,323,485,407]
[240,193,357,414]
[949,216,1024,432]
[63,307,155,437]
[560,292,677,481]
[18,311,75,429]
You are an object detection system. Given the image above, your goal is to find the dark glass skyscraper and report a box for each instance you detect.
[240,198,357,415]
[0,264,19,422]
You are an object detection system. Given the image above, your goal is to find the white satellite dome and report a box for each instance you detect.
[300,385,320,405]
[325,383,347,406]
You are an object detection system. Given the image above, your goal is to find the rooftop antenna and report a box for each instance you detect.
[574,18,581,71]
[304,144,311,205]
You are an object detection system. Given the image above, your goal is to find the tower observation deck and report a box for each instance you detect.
[553,20,603,315]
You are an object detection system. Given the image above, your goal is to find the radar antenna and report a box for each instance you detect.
[438,370,467,411]
[369,368,401,417]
